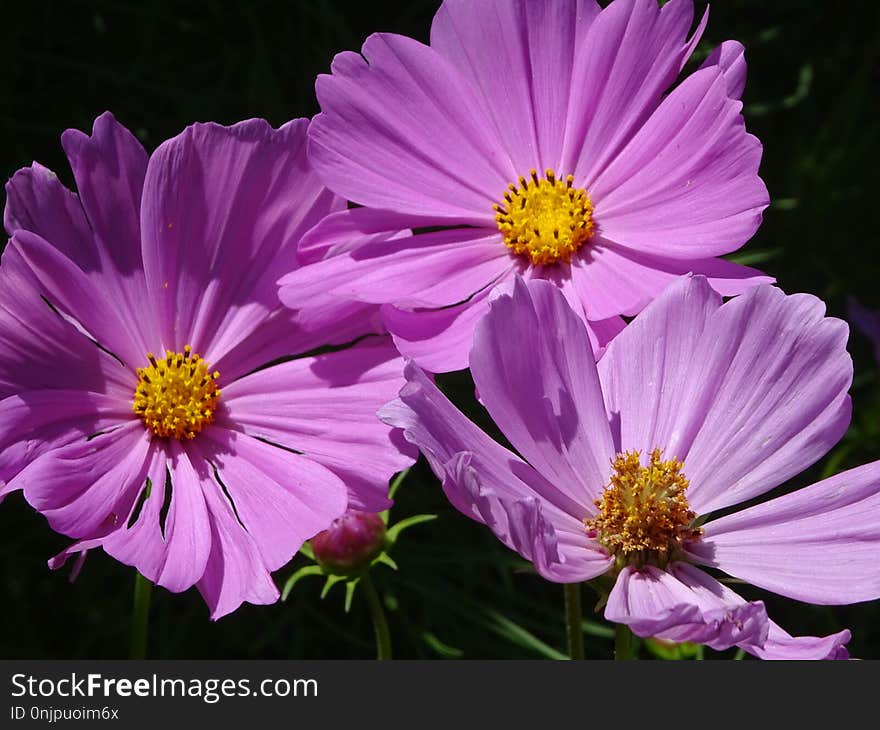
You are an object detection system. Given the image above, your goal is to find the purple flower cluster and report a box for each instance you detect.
[1,0,878,658]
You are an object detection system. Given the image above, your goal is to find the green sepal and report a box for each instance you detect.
[281,565,323,601]
[344,578,360,613]
[374,553,398,571]
[320,574,348,599]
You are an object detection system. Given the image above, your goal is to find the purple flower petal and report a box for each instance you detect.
[279,226,513,310]
[0,390,130,492]
[680,284,852,514]
[309,33,514,220]
[471,277,616,507]
[563,0,707,179]
[140,118,344,368]
[4,163,97,268]
[605,563,769,651]
[745,623,851,660]
[99,446,191,591]
[200,428,348,571]
[569,235,774,319]
[444,451,611,582]
[430,0,602,172]
[57,113,163,356]
[60,111,148,274]
[9,231,154,367]
[296,207,441,264]
[699,40,748,100]
[0,239,132,397]
[213,303,385,384]
[593,65,768,258]
[222,338,415,512]
[599,276,852,514]
[195,463,280,620]
[598,274,722,458]
[380,362,612,580]
[381,285,498,374]
[12,423,154,539]
[691,460,880,604]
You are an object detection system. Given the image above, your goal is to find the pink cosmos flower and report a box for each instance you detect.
[380,275,880,659]
[0,113,414,619]
[279,0,772,373]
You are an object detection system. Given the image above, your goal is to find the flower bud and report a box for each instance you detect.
[311,510,387,575]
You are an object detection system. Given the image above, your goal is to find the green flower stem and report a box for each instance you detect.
[615,623,635,660]
[563,583,584,660]
[129,571,152,660]
[361,573,392,660]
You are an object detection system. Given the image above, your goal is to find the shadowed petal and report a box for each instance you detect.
[201,428,348,571]
[279,226,512,310]
[471,278,615,506]
[13,424,154,539]
[141,118,343,366]
[570,236,773,320]
[598,275,722,458]
[381,285,497,374]
[195,456,280,620]
[379,361,611,580]
[222,337,415,512]
[0,390,130,492]
[605,563,769,651]
[745,623,851,660]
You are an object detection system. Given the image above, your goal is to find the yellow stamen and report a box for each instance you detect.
[586,449,702,568]
[495,168,594,266]
[132,345,220,440]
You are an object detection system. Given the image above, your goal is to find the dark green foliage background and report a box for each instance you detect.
[1,1,878,659]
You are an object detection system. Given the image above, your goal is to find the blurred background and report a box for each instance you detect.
[1,0,878,659]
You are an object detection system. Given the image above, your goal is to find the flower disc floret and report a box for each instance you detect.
[133,346,220,440]
[587,449,702,567]
[494,169,594,266]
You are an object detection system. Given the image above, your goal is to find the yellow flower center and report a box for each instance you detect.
[586,449,702,568]
[133,346,220,440]
[494,168,595,266]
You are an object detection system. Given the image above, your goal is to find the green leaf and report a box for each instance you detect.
[281,565,323,601]
[422,631,464,658]
[580,619,615,639]
[298,542,315,561]
[386,513,437,546]
[725,247,783,266]
[484,610,568,660]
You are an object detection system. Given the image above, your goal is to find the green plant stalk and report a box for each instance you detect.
[361,573,392,660]
[129,571,152,660]
[563,583,584,660]
[615,623,635,660]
